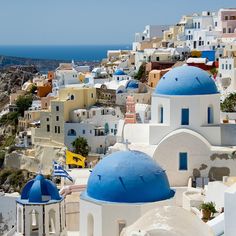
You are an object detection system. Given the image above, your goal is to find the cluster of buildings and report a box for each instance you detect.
[2,6,236,236]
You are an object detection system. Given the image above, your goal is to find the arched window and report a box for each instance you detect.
[158,105,164,123]
[48,209,56,234]
[87,214,94,236]
[68,129,76,136]
[70,94,75,100]
[30,209,39,236]
[208,106,214,124]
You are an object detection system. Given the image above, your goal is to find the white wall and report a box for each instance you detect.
[0,195,18,235]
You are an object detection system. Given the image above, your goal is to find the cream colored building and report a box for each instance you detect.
[34,86,96,144]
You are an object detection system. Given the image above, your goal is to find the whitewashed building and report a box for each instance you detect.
[65,106,124,154]
[112,66,236,186]
[14,174,66,236]
[80,150,175,236]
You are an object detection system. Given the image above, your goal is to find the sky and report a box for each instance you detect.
[0,0,235,45]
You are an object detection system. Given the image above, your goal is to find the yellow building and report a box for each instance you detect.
[148,69,170,88]
[18,110,41,130]
[34,86,97,144]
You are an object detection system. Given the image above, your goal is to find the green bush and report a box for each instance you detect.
[221,93,236,112]
[16,94,33,117]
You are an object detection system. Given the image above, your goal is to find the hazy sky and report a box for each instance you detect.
[0,0,235,45]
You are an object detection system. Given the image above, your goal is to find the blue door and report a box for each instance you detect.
[179,152,188,170]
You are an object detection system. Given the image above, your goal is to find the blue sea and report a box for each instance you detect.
[0,45,132,61]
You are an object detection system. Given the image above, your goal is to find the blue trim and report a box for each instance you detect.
[160,107,164,123]
[181,108,189,125]
[179,153,188,171]
[208,107,213,124]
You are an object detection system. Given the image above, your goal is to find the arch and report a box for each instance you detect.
[87,214,94,236]
[68,129,77,136]
[30,209,39,236]
[48,209,56,234]
[70,94,75,100]
[153,129,212,186]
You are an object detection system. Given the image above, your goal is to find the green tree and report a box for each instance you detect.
[221,93,236,112]
[16,94,33,117]
[29,84,37,94]
[72,137,89,157]
[0,112,18,126]
[134,63,146,81]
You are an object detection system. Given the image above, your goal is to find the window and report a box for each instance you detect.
[58,126,60,134]
[228,28,232,33]
[208,106,213,124]
[47,125,50,132]
[118,221,126,235]
[225,16,229,20]
[56,116,59,121]
[68,129,76,136]
[198,22,200,28]
[83,130,85,134]
[70,94,74,100]
[55,126,57,133]
[215,21,218,27]
[222,64,224,70]
[56,106,59,111]
[91,93,93,98]
[46,118,49,122]
[223,28,226,33]
[229,64,232,70]
[179,152,188,170]
[159,106,164,123]
[226,64,228,70]
[181,108,189,125]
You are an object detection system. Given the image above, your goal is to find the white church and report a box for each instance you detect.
[112,66,236,186]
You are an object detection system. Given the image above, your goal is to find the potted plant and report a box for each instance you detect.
[223,115,229,124]
[200,202,217,221]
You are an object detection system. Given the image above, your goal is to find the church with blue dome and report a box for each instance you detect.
[80,150,175,236]
[111,65,236,188]
[15,174,66,236]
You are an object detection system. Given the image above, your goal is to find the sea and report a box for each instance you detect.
[0,45,132,62]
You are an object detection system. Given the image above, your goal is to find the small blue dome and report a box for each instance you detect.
[126,80,139,90]
[114,69,126,76]
[86,150,174,203]
[18,174,62,204]
[155,66,218,96]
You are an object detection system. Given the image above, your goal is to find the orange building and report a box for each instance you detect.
[148,69,170,88]
[37,82,52,98]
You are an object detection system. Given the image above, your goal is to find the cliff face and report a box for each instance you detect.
[0,65,38,111]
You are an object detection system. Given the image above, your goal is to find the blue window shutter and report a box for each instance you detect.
[179,152,188,170]
[181,108,189,125]
[160,107,163,123]
[208,107,213,124]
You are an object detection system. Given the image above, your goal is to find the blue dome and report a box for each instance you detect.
[114,69,126,76]
[18,174,62,204]
[86,150,174,203]
[155,66,218,96]
[126,80,139,89]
